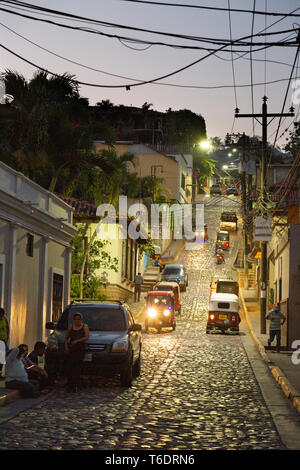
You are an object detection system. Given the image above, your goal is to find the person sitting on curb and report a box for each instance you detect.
[5,345,40,398]
[21,343,49,392]
[0,307,9,380]
[266,304,286,353]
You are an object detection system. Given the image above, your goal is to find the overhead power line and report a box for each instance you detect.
[0,2,298,47]
[1,41,299,90]
[120,0,300,17]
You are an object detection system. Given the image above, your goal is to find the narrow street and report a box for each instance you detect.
[0,197,291,449]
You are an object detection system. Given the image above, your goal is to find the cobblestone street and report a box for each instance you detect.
[0,198,286,449]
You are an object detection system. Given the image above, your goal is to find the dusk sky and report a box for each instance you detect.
[1,0,299,147]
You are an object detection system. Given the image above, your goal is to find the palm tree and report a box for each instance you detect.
[0,70,92,193]
[75,148,136,297]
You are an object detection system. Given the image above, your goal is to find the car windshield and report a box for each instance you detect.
[217,232,229,241]
[155,285,173,291]
[217,282,239,295]
[148,295,172,306]
[221,213,236,221]
[163,267,181,275]
[68,307,126,331]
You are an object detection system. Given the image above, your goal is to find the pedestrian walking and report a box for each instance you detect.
[64,313,89,392]
[134,272,143,302]
[5,345,40,398]
[0,307,9,380]
[266,304,286,353]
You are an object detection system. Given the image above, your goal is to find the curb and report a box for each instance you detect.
[0,389,20,407]
[240,284,300,414]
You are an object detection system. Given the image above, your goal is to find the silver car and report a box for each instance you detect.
[161,264,188,292]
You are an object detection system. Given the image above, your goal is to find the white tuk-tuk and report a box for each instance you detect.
[206,293,240,334]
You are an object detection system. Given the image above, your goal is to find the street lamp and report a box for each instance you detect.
[199,140,212,150]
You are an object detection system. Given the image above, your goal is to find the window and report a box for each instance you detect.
[218,302,230,309]
[26,234,34,257]
[68,307,126,331]
[52,273,63,323]
[181,172,186,190]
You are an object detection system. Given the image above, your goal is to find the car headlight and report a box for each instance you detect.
[148,308,157,318]
[111,339,128,353]
[163,309,170,317]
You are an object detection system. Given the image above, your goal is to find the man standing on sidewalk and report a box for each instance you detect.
[266,304,286,353]
[134,272,143,302]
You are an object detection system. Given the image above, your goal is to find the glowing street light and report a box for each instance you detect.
[223,165,228,169]
[199,140,212,150]
[228,153,232,157]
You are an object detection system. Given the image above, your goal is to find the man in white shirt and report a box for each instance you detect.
[5,345,40,398]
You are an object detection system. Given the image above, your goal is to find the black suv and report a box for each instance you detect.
[45,301,142,387]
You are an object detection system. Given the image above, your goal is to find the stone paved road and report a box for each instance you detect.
[0,197,285,450]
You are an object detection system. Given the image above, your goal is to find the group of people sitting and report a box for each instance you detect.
[3,342,49,398]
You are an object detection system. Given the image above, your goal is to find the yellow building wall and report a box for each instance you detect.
[130,153,178,201]
[10,228,41,350]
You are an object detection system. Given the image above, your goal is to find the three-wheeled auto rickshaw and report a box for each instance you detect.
[153,281,181,315]
[206,293,240,334]
[216,230,230,250]
[145,291,176,333]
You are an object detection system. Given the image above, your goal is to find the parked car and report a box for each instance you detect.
[210,184,222,195]
[45,300,142,387]
[226,186,238,196]
[161,264,188,291]
[220,212,238,231]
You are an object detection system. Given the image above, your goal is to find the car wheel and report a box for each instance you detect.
[144,320,149,333]
[172,322,176,331]
[157,326,162,334]
[133,349,141,377]
[177,308,181,316]
[120,357,133,387]
[206,328,210,334]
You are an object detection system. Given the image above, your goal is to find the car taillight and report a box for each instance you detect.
[209,314,215,320]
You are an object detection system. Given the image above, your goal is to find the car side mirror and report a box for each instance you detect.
[46,322,56,330]
[131,324,142,332]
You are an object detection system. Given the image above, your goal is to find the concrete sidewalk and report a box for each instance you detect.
[240,286,300,414]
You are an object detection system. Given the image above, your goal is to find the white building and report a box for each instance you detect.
[0,162,76,349]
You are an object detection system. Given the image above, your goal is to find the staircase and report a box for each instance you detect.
[141,265,160,292]
[238,266,257,289]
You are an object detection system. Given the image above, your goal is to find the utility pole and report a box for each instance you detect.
[235,97,294,333]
